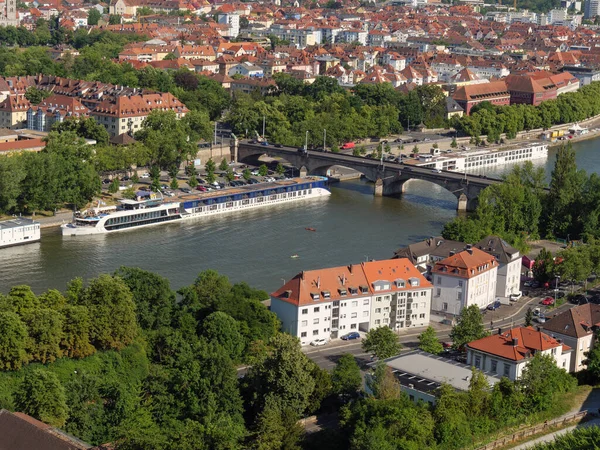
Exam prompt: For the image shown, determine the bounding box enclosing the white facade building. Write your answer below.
[467,327,573,380]
[474,236,521,300]
[271,259,432,346]
[217,13,240,38]
[431,246,498,315]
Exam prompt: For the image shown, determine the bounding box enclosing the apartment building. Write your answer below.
[431,246,498,315]
[453,80,510,115]
[90,92,188,137]
[467,326,572,380]
[474,236,521,300]
[0,95,29,129]
[271,259,432,346]
[26,94,89,132]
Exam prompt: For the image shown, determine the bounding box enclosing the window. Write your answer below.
[351,312,357,318]
[491,360,497,373]
[352,301,358,307]
[301,332,307,337]
[375,319,381,325]
[442,303,448,311]
[302,308,308,315]
[363,299,369,305]
[437,277,441,284]
[419,313,425,318]
[351,324,357,329]
[376,296,382,302]
[363,311,369,317]
[475,356,481,368]
[436,288,441,297]
[301,320,307,327]
[314,307,320,313]
[458,280,463,287]
[313,330,319,336]
[383,307,390,312]
[504,364,510,377]
[412,304,418,310]
[313,318,319,325]
[421,291,427,296]
[375,308,381,314]
[457,291,462,300]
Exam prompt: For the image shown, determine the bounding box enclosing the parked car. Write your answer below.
[341,332,360,341]
[180,188,191,193]
[102,178,111,185]
[432,169,442,173]
[310,338,327,347]
[487,300,502,311]
[196,186,208,192]
[251,170,260,176]
[541,296,555,306]
[140,173,150,179]
[510,291,523,302]
[534,314,546,324]
[196,178,206,184]
[261,141,269,146]
[122,175,130,181]
[274,143,283,148]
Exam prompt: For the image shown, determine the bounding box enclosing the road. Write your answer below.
[302,292,577,371]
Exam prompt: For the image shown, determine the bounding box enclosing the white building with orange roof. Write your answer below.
[466,326,572,380]
[362,259,432,332]
[271,258,432,346]
[431,246,498,315]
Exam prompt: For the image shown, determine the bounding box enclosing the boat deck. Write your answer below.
[176,176,324,201]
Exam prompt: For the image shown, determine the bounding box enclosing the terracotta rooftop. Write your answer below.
[467,326,571,361]
[432,247,497,279]
[543,303,600,339]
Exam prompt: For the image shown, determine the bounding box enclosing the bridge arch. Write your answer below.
[384,177,479,211]
[305,162,376,182]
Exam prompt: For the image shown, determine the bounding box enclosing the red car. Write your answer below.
[196,186,207,192]
[541,296,555,306]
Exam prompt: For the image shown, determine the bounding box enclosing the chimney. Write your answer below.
[317,276,321,289]
[449,251,455,256]
[301,271,304,280]
[348,264,353,274]
[341,274,346,286]
[537,326,541,332]
[498,327,502,335]
[512,338,519,347]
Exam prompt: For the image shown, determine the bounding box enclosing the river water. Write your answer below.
[1,138,599,294]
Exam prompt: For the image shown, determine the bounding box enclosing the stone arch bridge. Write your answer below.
[233,140,502,212]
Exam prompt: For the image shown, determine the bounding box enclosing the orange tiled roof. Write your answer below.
[432,247,497,279]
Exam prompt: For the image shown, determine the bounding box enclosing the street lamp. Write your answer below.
[262,116,266,140]
[323,129,326,152]
[305,131,309,151]
[554,275,560,300]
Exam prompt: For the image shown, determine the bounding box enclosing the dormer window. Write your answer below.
[349,287,358,295]
[322,290,331,299]
[360,285,369,294]
[394,279,405,288]
[311,292,320,301]
[339,288,347,296]
[409,278,419,287]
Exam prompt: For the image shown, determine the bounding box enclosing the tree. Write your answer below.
[80,274,138,350]
[108,14,121,24]
[412,145,419,155]
[362,326,401,359]
[331,354,361,400]
[205,158,216,184]
[109,178,120,194]
[60,305,95,359]
[243,168,251,181]
[24,87,51,105]
[367,362,401,400]
[53,117,110,145]
[225,169,235,183]
[450,305,488,350]
[23,308,63,364]
[276,163,285,175]
[170,177,179,190]
[0,311,29,370]
[451,137,458,148]
[585,333,600,382]
[219,158,228,171]
[252,395,304,450]
[87,8,101,26]
[15,369,69,427]
[246,333,316,417]
[258,164,268,176]
[188,174,198,189]
[418,326,443,355]
[200,311,245,362]
[525,307,533,327]
[532,248,555,284]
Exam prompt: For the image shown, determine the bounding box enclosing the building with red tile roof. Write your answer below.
[271,258,432,346]
[26,94,90,132]
[466,326,572,380]
[431,246,498,314]
[542,303,600,372]
[452,80,510,115]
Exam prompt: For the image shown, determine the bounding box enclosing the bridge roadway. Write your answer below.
[234,140,502,211]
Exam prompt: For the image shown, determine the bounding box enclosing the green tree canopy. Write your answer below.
[15,369,69,427]
[418,326,444,355]
[331,354,362,401]
[362,326,401,359]
[449,305,488,350]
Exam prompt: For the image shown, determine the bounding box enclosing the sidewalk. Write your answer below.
[34,211,73,229]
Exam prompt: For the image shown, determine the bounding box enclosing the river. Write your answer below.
[1,137,598,294]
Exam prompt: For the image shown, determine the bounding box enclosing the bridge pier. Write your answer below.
[300,165,307,178]
[374,178,383,196]
[230,137,238,163]
[457,194,468,212]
